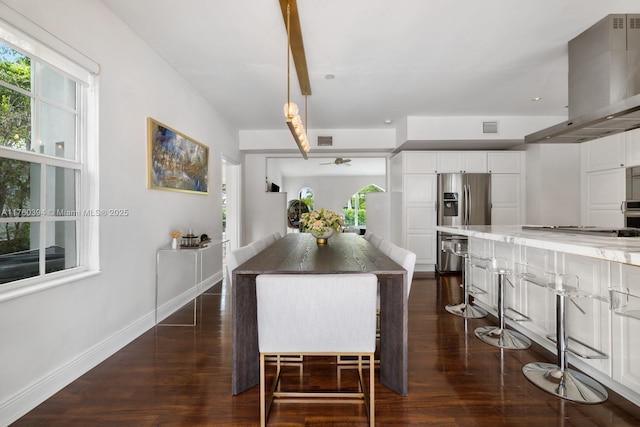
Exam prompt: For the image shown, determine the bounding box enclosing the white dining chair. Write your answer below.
[257,273,377,427]
[226,245,255,288]
[389,245,417,297]
[378,239,394,256]
[368,233,382,248]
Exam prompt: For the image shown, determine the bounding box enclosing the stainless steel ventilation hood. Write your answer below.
[526,14,640,144]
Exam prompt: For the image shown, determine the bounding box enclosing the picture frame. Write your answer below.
[147,117,209,195]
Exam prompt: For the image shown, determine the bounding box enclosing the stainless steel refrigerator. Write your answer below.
[436,173,491,273]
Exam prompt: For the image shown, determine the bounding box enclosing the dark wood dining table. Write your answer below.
[231,232,408,396]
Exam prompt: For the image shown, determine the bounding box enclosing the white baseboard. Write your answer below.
[0,271,224,426]
[0,311,155,427]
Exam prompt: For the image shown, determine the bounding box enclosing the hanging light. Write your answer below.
[284,1,309,159]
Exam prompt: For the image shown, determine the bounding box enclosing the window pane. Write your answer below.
[39,102,76,159]
[47,220,76,271]
[0,87,32,151]
[0,43,31,91]
[0,158,40,217]
[40,64,76,109]
[46,166,76,216]
[0,221,38,284]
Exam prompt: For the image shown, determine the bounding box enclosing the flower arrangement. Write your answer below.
[299,208,344,233]
[170,230,182,239]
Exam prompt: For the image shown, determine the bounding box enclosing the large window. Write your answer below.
[343,184,383,228]
[0,24,98,289]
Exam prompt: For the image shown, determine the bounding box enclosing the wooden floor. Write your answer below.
[14,273,640,426]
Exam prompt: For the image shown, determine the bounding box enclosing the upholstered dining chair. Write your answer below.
[368,233,382,248]
[225,245,255,288]
[377,239,394,256]
[256,273,378,427]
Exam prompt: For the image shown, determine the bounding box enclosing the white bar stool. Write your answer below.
[522,271,608,404]
[473,257,531,350]
[443,241,487,319]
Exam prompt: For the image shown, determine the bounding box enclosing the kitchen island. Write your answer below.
[435,224,640,407]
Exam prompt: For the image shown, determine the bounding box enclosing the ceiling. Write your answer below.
[101,0,639,143]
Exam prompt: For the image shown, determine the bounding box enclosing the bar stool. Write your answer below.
[522,271,608,404]
[473,257,531,350]
[443,241,487,319]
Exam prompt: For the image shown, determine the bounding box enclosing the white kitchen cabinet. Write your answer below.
[585,168,625,227]
[491,174,522,225]
[586,133,626,172]
[404,151,437,173]
[611,264,640,393]
[626,128,640,167]
[488,151,522,174]
[437,152,487,173]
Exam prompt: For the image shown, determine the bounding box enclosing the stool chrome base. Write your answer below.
[522,362,608,404]
[474,326,531,350]
[445,302,488,319]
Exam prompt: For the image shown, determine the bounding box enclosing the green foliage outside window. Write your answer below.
[343,184,383,227]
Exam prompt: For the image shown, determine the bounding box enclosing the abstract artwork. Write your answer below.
[148,118,209,194]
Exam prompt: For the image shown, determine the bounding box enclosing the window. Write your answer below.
[0,23,98,291]
[343,184,384,227]
[298,187,314,211]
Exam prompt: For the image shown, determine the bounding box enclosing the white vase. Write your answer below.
[311,228,334,244]
[171,238,178,249]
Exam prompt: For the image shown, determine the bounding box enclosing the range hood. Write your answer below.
[526,14,640,144]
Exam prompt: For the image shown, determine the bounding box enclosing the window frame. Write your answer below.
[0,18,100,301]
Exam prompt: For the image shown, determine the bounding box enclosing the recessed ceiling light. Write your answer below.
[384,119,393,124]
[324,74,335,80]
[531,97,542,101]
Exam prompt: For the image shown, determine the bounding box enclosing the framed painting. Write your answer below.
[148,118,209,194]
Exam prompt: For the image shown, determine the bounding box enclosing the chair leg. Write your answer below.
[522,294,608,403]
[369,352,375,427]
[260,354,266,427]
[475,272,531,349]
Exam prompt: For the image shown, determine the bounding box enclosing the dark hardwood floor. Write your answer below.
[14,273,640,426]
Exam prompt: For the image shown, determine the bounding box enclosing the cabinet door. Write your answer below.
[436,152,462,173]
[491,174,520,225]
[406,206,435,233]
[612,265,640,391]
[586,133,625,172]
[488,152,521,174]
[586,169,625,227]
[406,232,436,265]
[626,128,640,168]
[462,152,488,173]
[404,174,436,205]
[404,152,437,173]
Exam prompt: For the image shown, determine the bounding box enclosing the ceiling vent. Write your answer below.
[482,121,498,134]
[317,136,333,146]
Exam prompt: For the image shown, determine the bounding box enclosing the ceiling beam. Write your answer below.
[279,0,311,96]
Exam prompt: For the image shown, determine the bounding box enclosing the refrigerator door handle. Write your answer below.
[464,184,470,225]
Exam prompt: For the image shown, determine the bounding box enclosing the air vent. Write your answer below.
[317,136,333,146]
[482,121,498,134]
[614,17,625,29]
[631,17,640,29]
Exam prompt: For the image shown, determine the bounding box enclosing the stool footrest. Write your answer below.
[545,334,608,360]
[504,307,531,322]
[468,284,487,295]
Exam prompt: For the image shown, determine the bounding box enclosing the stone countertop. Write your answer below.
[435,225,640,266]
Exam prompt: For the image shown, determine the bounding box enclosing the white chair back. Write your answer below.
[256,274,378,353]
[368,233,382,248]
[389,245,417,296]
[378,239,394,256]
[226,245,255,288]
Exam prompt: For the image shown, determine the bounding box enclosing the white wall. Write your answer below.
[0,0,240,423]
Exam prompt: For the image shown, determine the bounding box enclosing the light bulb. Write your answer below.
[283,102,298,118]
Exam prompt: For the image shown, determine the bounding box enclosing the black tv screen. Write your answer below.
[270,183,280,192]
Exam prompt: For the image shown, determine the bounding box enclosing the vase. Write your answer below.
[171,238,178,249]
[311,228,334,245]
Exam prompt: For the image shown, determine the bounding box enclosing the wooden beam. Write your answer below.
[279,0,311,96]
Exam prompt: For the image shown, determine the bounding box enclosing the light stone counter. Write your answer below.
[435,225,640,266]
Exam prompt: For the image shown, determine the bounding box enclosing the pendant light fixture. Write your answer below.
[283,1,309,159]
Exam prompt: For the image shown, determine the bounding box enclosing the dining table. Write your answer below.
[231,232,409,396]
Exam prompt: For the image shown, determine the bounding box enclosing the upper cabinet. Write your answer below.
[586,133,626,172]
[626,128,640,168]
[436,152,487,173]
[404,152,438,173]
[487,152,522,174]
